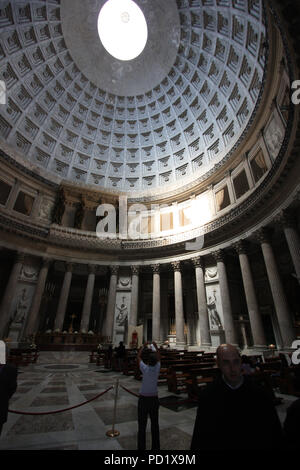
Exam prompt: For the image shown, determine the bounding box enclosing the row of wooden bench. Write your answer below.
[7,349,39,367]
[89,349,300,400]
[89,349,217,377]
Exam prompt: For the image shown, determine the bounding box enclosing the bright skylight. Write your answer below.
[97,0,148,61]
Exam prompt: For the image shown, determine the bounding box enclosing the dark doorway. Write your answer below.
[261,313,276,346]
[147,318,152,341]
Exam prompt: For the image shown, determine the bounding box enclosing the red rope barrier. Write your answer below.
[8,386,114,416]
[120,384,139,398]
[120,384,198,406]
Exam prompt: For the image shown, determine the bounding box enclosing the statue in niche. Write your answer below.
[74,197,85,229]
[207,290,222,330]
[13,288,28,324]
[51,188,66,225]
[116,297,128,326]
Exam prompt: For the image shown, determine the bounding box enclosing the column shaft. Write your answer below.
[172,262,185,347]
[193,259,211,346]
[237,247,266,347]
[260,238,295,348]
[284,226,300,282]
[54,265,73,331]
[0,253,24,338]
[105,267,119,342]
[152,266,160,343]
[25,259,50,336]
[130,266,139,327]
[80,267,96,332]
[214,252,238,345]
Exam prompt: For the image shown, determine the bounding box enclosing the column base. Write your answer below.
[210,329,225,348]
[200,342,212,348]
[250,345,270,350]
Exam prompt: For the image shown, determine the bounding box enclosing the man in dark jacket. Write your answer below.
[191,344,283,450]
[283,397,300,449]
[115,341,126,372]
[0,362,17,436]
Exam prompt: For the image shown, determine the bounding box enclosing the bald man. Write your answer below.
[191,344,283,450]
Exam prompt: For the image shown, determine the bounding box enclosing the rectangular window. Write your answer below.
[250,150,268,183]
[215,185,230,211]
[179,208,192,227]
[233,170,250,199]
[160,212,173,231]
[0,180,12,206]
[13,191,34,216]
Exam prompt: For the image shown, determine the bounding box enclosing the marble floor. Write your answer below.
[0,352,297,451]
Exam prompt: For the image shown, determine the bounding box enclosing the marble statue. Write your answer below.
[116,297,128,326]
[13,288,28,324]
[207,290,222,329]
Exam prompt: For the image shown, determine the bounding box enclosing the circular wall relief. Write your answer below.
[61,0,180,96]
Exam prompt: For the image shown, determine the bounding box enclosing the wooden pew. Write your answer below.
[89,350,98,363]
[122,350,138,376]
[96,352,105,366]
[7,348,39,366]
[278,365,300,397]
[167,362,216,394]
[186,367,220,400]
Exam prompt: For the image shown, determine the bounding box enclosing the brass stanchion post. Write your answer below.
[106,378,120,437]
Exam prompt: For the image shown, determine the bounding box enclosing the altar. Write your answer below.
[35,332,108,351]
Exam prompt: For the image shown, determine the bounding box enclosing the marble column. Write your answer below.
[234,241,267,348]
[80,265,96,333]
[24,258,52,336]
[213,250,238,345]
[192,257,211,347]
[0,252,25,338]
[130,266,139,327]
[279,211,300,284]
[54,262,74,332]
[160,276,169,342]
[171,261,185,348]
[105,265,119,342]
[257,229,295,348]
[185,272,196,346]
[152,264,161,343]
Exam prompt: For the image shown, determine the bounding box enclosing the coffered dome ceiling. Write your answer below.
[0,0,267,196]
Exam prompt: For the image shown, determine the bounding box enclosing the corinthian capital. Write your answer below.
[110,265,119,276]
[151,264,160,274]
[212,250,225,263]
[41,258,52,269]
[88,264,97,275]
[65,262,74,273]
[275,210,296,229]
[131,265,140,275]
[191,256,204,269]
[255,228,270,245]
[171,261,181,272]
[234,240,248,255]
